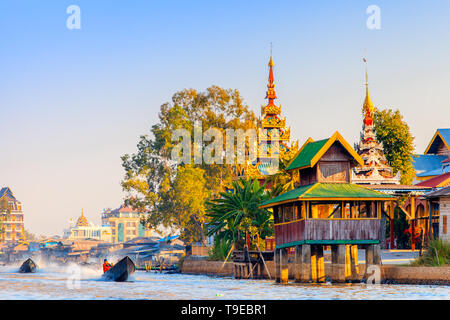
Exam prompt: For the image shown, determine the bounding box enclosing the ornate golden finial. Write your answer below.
[363,55,374,118]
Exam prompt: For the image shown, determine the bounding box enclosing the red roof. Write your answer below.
[416,172,450,188]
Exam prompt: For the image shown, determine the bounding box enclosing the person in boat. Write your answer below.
[103,259,113,273]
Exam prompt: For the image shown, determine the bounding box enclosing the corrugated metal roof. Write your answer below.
[425,185,450,198]
[287,139,328,171]
[416,172,450,188]
[260,183,395,208]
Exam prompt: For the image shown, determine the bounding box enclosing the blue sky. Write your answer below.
[1,1,449,236]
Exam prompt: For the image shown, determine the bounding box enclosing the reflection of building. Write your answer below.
[63,209,112,242]
[101,205,153,243]
[235,55,297,183]
[0,187,25,243]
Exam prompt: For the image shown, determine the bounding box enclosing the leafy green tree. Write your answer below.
[172,165,210,243]
[206,179,273,250]
[122,86,257,244]
[373,108,415,185]
[265,154,299,198]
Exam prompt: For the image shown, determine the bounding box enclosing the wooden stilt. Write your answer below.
[281,248,289,284]
[294,245,302,283]
[301,244,311,282]
[317,245,325,283]
[345,244,351,279]
[373,244,381,264]
[331,244,345,283]
[311,246,317,283]
[350,244,359,281]
[275,248,280,283]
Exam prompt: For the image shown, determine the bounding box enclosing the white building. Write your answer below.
[63,209,112,242]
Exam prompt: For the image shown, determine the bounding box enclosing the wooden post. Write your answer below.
[428,200,433,240]
[410,197,416,251]
[373,244,381,265]
[274,248,280,283]
[390,202,395,249]
[301,244,311,282]
[310,246,317,283]
[317,245,325,283]
[281,248,289,284]
[294,245,302,283]
[350,244,359,282]
[331,244,345,283]
[345,244,351,280]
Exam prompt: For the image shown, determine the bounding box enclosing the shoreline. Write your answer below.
[181,258,450,286]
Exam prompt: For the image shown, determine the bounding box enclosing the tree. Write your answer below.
[122,86,258,244]
[373,108,415,185]
[265,153,299,198]
[206,178,273,250]
[172,165,210,244]
[23,228,37,241]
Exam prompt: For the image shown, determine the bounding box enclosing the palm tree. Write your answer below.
[265,157,295,198]
[206,178,273,250]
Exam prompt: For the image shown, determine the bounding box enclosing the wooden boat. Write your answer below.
[19,258,37,273]
[102,256,135,282]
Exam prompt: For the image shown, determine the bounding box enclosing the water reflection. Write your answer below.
[0,265,448,300]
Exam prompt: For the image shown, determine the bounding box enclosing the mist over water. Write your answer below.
[0,264,448,300]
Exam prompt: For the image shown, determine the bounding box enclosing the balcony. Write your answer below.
[274,218,381,248]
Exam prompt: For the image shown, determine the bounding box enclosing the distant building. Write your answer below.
[424,186,450,242]
[101,204,155,243]
[63,209,112,242]
[352,67,400,185]
[413,129,450,182]
[0,187,25,243]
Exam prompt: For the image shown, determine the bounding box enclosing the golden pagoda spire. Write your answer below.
[362,56,374,125]
[265,49,277,106]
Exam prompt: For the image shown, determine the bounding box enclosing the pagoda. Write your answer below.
[236,54,298,182]
[352,61,400,185]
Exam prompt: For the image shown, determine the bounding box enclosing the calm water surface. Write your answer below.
[0,264,448,300]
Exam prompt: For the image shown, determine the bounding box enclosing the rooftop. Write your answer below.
[260,182,395,208]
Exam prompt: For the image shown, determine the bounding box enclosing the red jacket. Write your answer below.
[103,262,112,273]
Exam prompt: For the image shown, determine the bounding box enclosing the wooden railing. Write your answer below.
[274,219,381,246]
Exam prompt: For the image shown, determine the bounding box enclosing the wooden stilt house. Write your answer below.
[259,131,395,283]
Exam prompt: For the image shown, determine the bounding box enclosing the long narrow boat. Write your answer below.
[19,258,37,273]
[102,256,135,282]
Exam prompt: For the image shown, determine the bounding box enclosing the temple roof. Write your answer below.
[425,185,450,198]
[286,131,364,171]
[260,182,395,208]
[416,172,450,188]
[76,209,90,227]
[412,154,448,177]
[0,187,18,202]
[424,128,450,154]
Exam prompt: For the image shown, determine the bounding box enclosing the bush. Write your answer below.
[410,239,450,266]
[208,238,233,261]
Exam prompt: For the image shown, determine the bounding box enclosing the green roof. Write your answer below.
[286,139,329,171]
[260,183,395,208]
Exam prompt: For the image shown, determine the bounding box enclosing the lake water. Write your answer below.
[0,263,448,300]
